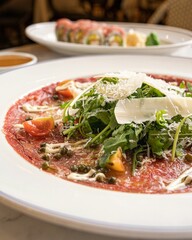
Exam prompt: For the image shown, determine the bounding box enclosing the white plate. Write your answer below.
[0,55,192,239]
[25,22,192,56]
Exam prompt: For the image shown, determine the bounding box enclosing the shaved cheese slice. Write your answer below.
[115,97,192,124]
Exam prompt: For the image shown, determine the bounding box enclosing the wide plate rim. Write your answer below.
[1,55,192,239]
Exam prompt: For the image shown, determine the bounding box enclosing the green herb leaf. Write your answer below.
[147,124,173,156]
[187,82,192,93]
[156,110,167,126]
[145,33,160,46]
[172,114,192,160]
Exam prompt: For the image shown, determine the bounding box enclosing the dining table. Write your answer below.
[0,42,192,240]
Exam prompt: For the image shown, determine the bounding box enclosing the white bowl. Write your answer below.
[0,52,38,73]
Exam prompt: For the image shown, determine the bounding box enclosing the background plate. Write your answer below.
[0,55,192,239]
[25,22,192,56]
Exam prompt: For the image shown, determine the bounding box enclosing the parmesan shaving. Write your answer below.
[115,97,192,124]
[94,72,184,101]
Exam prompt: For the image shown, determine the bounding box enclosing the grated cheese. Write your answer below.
[94,72,184,101]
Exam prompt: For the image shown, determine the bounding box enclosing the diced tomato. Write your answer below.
[23,117,54,137]
[58,88,73,98]
[56,80,74,99]
[107,147,125,172]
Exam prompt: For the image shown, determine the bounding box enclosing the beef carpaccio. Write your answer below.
[3,72,192,194]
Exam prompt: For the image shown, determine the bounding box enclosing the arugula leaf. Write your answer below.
[179,81,186,89]
[99,124,144,168]
[132,147,145,175]
[129,83,165,99]
[156,110,167,126]
[62,76,192,174]
[101,77,119,84]
[185,82,192,97]
[87,110,110,125]
[187,82,192,93]
[147,126,173,156]
[172,114,192,160]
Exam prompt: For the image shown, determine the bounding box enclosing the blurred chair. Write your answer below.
[47,0,88,21]
[0,0,34,49]
[121,0,140,22]
[82,0,109,20]
[82,0,124,21]
[148,0,192,31]
[106,0,124,21]
[138,0,164,23]
[48,0,124,22]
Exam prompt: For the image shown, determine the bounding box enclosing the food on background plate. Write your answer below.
[55,18,160,47]
[3,71,192,193]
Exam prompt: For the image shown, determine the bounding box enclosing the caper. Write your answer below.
[66,149,73,157]
[77,164,91,173]
[84,165,91,172]
[60,146,68,155]
[25,116,33,121]
[39,147,46,153]
[137,153,144,162]
[54,153,62,160]
[96,174,105,183]
[52,94,59,100]
[41,154,50,161]
[41,162,50,170]
[185,153,192,163]
[78,164,86,173]
[107,177,117,184]
[40,142,47,147]
[70,165,78,172]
